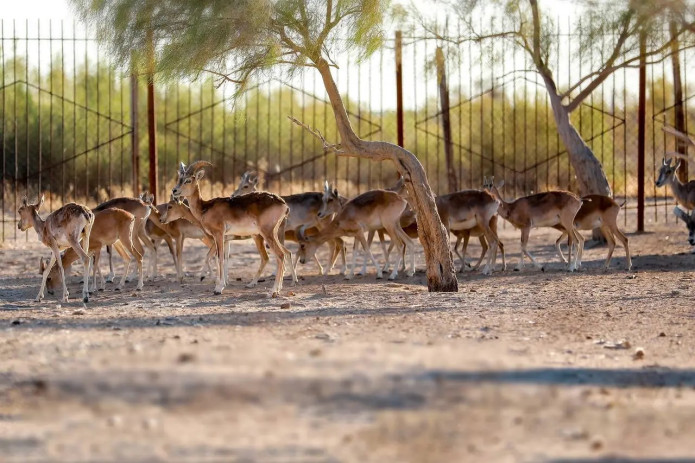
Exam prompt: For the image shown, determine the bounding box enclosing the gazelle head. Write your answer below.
[318,181,342,219]
[17,195,44,231]
[161,197,188,224]
[296,228,321,265]
[231,171,259,197]
[172,161,212,199]
[139,191,157,214]
[674,207,695,246]
[656,158,680,187]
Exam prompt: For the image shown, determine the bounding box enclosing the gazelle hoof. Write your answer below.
[34,296,42,302]
[83,296,89,303]
[376,273,383,280]
[540,266,545,272]
[114,287,121,291]
[388,273,398,280]
[344,274,353,280]
[246,282,258,288]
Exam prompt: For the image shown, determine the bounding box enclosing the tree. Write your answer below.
[73,0,459,291]
[423,0,695,199]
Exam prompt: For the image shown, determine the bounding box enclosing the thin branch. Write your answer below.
[198,68,244,85]
[287,116,342,153]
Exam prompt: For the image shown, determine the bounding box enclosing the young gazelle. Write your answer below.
[655,158,695,210]
[95,197,155,281]
[17,195,94,302]
[553,195,632,271]
[172,161,296,295]
[483,177,583,272]
[298,189,414,280]
[45,208,144,293]
[232,172,346,275]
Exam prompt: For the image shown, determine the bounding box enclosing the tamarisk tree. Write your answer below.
[74,0,459,291]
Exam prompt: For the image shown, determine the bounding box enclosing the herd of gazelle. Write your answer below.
[18,126,695,301]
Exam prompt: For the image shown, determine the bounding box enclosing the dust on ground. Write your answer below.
[1,223,694,462]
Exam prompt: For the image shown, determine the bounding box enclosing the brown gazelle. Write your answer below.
[18,195,94,302]
[452,215,506,273]
[46,208,144,293]
[233,172,346,275]
[483,177,583,271]
[172,161,296,295]
[435,189,502,275]
[95,197,155,281]
[674,207,695,247]
[655,158,695,210]
[553,195,631,271]
[298,189,414,280]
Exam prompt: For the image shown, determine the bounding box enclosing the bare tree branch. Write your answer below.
[287,116,342,153]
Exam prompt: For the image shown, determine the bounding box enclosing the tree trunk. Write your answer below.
[670,20,688,183]
[315,59,458,292]
[547,90,610,242]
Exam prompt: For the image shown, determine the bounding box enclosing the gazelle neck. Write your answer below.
[185,183,204,220]
[31,209,45,237]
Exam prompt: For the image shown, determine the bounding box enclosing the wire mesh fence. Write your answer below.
[1,18,694,241]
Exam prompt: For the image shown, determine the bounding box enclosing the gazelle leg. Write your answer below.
[518,227,541,270]
[36,251,57,302]
[480,219,499,275]
[612,223,631,271]
[555,231,568,263]
[452,234,465,272]
[111,241,131,290]
[377,230,390,272]
[247,235,269,288]
[600,225,616,270]
[105,244,115,282]
[473,235,488,271]
[213,232,226,295]
[355,232,383,279]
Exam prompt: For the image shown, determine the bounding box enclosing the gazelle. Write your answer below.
[46,208,144,293]
[452,215,506,273]
[483,177,583,271]
[298,189,414,280]
[232,171,346,275]
[553,195,631,271]
[159,197,218,280]
[655,158,695,210]
[674,207,695,247]
[17,195,94,302]
[172,161,296,295]
[95,197,155,281]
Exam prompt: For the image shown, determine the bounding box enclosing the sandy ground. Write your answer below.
[1,223,695,463]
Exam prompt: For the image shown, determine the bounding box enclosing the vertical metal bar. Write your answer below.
[84,22,89,201]
[458,20,463,188]
[395,31,404,148]
[96,35,101,198]
[670,20,687,182]
[73,20,77,199]
[60,20,65,204]
[176,81,180,169]
[25,19,30,220]
[637,29,647,233]
[14,19,17,240]
[1,19,5,241]
[221,84,226,188]
[489,16,495,183]
[436,46,456,192]
[267,80,271,190]
[130,51,140,194]
[120,51,125,192]
[468,27,472,188]
[301,73,306,192]
[108,46,113,195]
[146,31,158,203]
[661,53,667,222]
[162,83,167,200]
[650,53,656,224]
[187,77,191,165]
[38,19,43,199]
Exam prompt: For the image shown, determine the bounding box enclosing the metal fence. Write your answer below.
[1,18,694,241]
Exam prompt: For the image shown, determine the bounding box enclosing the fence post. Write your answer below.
[146,28,158,203]
[670,20,688,182]
[637,29,646,233]
[395,31,404,148]
[436,46,457,192]
[130,52,140,195]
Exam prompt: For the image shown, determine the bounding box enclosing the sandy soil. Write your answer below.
[1,223,695,463]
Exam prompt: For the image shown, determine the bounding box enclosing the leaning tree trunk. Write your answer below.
[315,59,458,292]
[547,90,611,241]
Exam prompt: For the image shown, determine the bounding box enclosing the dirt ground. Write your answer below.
[1,222,695,463]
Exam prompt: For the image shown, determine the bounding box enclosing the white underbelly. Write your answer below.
[224,220,260,236]
[449,218,478,231]
[531,216,560,228]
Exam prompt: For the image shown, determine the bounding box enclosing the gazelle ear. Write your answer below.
[324,180,330,191]
[38,194,45,209]
[195,170,205,181]
[675,160,682,170]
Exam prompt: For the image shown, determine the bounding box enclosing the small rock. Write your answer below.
[288,291,296,297]
[633,347,645,360]
[178,352,195,363]
[11,319,22,325]
[72,309,85,315]
[280,302,291,309]
[309,348,322,357]
[659,332,666,337]
[590,438,604,451]
[107,415,123,427]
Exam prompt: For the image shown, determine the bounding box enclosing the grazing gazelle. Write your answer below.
[655,158,695,210]
[18,195,94,302]
[298,189,414,280]
[232,171,346,275]
[46,207,143,293]
[553,195,632,271]
[172,161,296,295]
[483,177,583,272]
